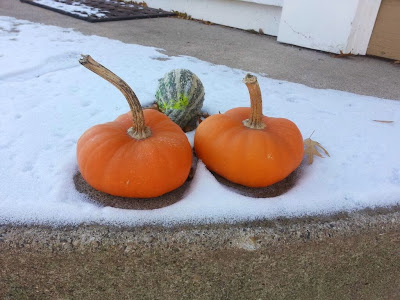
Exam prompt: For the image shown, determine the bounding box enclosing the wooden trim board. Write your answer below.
[367,0,400,60]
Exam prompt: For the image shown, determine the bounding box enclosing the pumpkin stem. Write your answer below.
[79,55,152,140]
[242,74,266,130]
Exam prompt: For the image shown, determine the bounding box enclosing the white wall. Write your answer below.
[146,0,283,36]
[277,0,381,54]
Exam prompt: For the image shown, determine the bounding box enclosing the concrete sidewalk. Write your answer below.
[1,1,400,299]
[1,0,399,100]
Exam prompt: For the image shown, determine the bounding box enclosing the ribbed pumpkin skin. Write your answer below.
[155,69,205,128]
[77,109,193,198]
[194,108,304,187]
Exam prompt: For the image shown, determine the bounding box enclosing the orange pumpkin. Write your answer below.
[194,74,303,187]
[77,55,192,198]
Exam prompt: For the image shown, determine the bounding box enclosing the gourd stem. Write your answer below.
[242,74,266,130]
[79,55,151,140]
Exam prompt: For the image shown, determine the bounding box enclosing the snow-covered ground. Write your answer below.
[0,17,399,226]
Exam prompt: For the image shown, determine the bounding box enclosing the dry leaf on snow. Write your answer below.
[373,120,394,124]
[304,137,330,165]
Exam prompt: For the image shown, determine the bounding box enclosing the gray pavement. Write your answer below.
[1,0,399,100]
[1,1,400,299]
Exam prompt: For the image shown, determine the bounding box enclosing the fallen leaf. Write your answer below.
[333,50,354,58]
[200,20,214,25]
[373,120,394,123]
[173,11,192,20]
[200,112,210,118]
[183,123,196,132]
[130,1,148,7]
[304,137,330,165]
[394,60,400,64]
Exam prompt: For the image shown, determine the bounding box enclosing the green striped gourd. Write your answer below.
[155,69,205,129]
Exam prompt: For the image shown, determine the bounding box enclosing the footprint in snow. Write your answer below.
[0,51,81,82]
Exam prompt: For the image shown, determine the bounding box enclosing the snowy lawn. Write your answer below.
[0,17,399,226]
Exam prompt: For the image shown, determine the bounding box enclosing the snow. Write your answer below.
[32,0,108,18]
[0,16,399,227]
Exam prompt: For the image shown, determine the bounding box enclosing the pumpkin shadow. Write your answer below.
[211,163,304,198]
[74,153,198,210]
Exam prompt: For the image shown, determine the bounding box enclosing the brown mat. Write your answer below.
[20,0,176,22]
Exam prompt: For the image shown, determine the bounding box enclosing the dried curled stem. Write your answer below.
[79,55,151,140]
[242,73,266,130]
